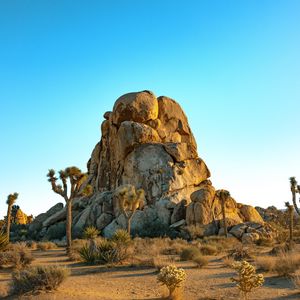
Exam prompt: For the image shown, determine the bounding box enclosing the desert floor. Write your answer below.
[0,247,299,300]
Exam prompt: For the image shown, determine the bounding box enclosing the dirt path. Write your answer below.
[0,248,299,299]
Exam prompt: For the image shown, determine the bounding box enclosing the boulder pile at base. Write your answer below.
[29,90,272,242]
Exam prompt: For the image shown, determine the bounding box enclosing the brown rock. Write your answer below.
[112,90,158,125]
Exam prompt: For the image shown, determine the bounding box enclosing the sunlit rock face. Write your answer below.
[31,90,264,239]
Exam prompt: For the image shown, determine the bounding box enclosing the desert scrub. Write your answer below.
[200,244,218,256]
[10,265,69,295]
[273,252,300,277]
[227,246,253,261]
[231,261,264,300]
[222,256,235,268]
[37,241,57,251]
[157,265,186,299]
[184,225,205,239]
[0,242,34,269]
[255,256,276,272]
[192,255,208,268]
[26,240,37,250]
[180,246,201,261]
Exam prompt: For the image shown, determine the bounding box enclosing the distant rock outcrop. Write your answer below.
[30,90,265,239]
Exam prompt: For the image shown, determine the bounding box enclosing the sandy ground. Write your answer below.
[0,248,299,300]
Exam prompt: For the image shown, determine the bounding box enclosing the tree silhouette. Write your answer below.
[216,189,231,238]
[6,193,18,242]
[47,167,93,252]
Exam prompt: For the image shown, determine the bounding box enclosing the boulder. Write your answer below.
[239,205,264,223]
[112,91,158,125]
[32,90,265,240]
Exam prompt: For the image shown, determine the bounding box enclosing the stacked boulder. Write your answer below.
[30,90,268,240]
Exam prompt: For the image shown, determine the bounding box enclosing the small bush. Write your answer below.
[37,241,57,251]
[255,256,276,272]
[111,229,131,245]
[79,244,98,264]
[222,256,235,268]
[231,261,264,300]
[200,245,218,256]
[227,246,253,261]
[97,239,119,264]
[185,225,205,239]
[157,265,186,299]
[10,265,69,295]
[180,247,201,261]
[0,243,34,269]
[83,226,100,240]
[192,255,208,268]
[273,253,300,277]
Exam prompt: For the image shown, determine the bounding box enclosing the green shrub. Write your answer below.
[83,226,100,240]
[97,239,119,264]
[192,255,208,268]
[112,229,131,245]
[200,244,218,256]
[10,265,69,295]
[37,241,57,251]
[79,244,98,264]
[180,246,201,261]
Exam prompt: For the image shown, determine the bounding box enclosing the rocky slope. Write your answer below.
[29,91,264,240]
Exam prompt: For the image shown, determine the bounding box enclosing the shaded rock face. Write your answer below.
[88,91,209,205]
[31,90,264,238]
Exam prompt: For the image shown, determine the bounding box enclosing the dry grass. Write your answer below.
[222,256,235,268]
[192,255,208,268]
[37,241,57,251]
[180,246,201,261]
[255,256,276,272]
[10,265,69,295]
[273,252,300,277]
[0,242,34,269]
[200,244,218,256]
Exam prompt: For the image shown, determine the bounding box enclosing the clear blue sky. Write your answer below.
[0,0,299,217]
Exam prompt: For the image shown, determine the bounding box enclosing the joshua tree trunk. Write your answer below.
[291,189,300,215]
[221,199,228,238]
[66,199,72,253]
[126,215,132,236]
[6,205,12,242]
[289,207,294,242]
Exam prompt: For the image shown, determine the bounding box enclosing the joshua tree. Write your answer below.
[6,193,18,242]
[289,177,300,215]
[285,202,294,243]
[47,167,93,253]
[114,185,145,235]
[216,189,231,238]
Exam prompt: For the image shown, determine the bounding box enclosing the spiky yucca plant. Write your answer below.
[47,167,93,253]
[216,189,231,238]
[6,193,18,242]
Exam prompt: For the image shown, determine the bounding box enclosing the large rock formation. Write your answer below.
[31,90,264,239]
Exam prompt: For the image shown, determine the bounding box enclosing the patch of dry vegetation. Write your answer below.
[37,241,57,251]
[10,265,69,295]
[0,242,34,269]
